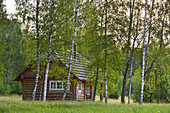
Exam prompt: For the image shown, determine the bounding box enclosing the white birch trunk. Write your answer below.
[121,0,135,104]
[62,0,79,101]
[145,0,154,74]
[43,0,54,102]
[128,1,139,104]
[104,0,108,104]
[32,0,40,100]
[140,0,147,105]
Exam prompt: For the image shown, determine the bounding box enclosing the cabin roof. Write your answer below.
[54,50,94,81]
[14,50,94,81]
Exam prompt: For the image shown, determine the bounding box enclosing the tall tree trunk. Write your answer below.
[144,4,167,77]
[139,0,147,105]
[32,0,40,100]
[128,1,139,104]
[62,0,79,101]
[128,54,133,104]
[93,66,99,102]
[5,33,9,83]
[104,0,108,104]
[145,0,155,74]
[121,0,135,104]
[43,0,54,102]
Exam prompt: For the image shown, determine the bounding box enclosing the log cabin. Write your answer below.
[14,50,104,101]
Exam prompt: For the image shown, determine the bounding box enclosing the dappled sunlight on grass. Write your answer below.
[0,95,22,101]
[95,96,135,104]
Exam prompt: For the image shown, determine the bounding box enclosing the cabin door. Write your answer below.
[85,84,90,100]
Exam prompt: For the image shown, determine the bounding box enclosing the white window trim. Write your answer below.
[49,80,70,91]
[50,81,56,90]
[78,82,82,92]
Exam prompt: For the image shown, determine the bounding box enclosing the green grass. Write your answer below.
[0,96,169,113]
[0,94,21,98]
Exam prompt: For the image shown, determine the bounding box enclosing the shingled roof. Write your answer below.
[14,50,94,81]
[54,50,94,81]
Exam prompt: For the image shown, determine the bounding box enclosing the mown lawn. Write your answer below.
[0,95,169,113]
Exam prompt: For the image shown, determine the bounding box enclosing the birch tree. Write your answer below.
[62,0,79,101]
[139,0,147,105]
[32,0,40,100]
[104,0,108,104]
[128,0,139,104]
[121,0,135,104]
[43,0,54,102]
[145,0,155,74]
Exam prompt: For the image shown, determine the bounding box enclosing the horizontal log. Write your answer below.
[24,82,43,85]
[24,81,43,84]
[24,98,42,100]
[47,95,72,97]
[24,95,72,98]
[47,93,72,95]
[24,95,42,98]
[23,85,43,88]
[25,87,43,90]
[25,92,43,94]
[24,93,42,96]
[24,89,43,92]
[24,97,72,101]
[47,98,72,100]
[24,90,72,95]
[24,79,43,81]
[48,91,72,94]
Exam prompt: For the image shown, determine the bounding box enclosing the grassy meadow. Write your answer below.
[0,95,169,113]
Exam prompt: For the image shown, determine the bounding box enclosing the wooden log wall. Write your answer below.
[22,77,74,101]
[20,62,93,101]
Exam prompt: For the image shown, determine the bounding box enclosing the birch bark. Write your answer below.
[62,0,79,101]
[145,0,154,74]
[104,0,108,104]
[43,0,54,102]
[32,0,40,100]
[128,0,139,104]
[121,0,135,104]
[139,0,147,105]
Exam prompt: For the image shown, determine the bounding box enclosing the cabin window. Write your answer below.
[86,85,90,94]
[50,81,56,89]
[50,81,69,90]
[57,81,62,89]
[78,82,82,92]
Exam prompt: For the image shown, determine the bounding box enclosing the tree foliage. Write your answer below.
[0,0,169,103]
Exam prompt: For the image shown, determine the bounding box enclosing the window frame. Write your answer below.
[49,80,70,91]
[78,81,82,92]
[85,84,90,94]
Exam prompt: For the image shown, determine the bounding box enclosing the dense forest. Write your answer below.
[0,0,169,104]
